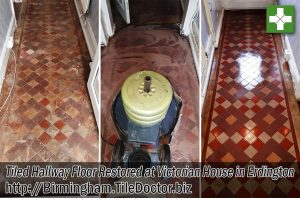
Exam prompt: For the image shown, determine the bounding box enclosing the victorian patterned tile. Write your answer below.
[202,11,299,163]
[101,25,199,162]
[0,0,98,162]
[202,10,300,197]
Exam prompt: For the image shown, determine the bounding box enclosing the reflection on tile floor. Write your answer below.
[202,11,299,162]
[0,0,98,162]
[101,25,199,162]
[202,10,300,197]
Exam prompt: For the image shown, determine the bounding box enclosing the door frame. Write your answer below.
[114,0,130,24]
[101,0,114,37]
[181,0,198,36]
[200,0,218,112]
[74,0,97,60]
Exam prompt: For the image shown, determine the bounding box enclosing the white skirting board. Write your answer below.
[214,9,224,48]
[74,0,97,61]
[200,12,224,111]
[0,16,16,93]
[283,35,300,100]
[189,33,199,82]
[201,37,215,112]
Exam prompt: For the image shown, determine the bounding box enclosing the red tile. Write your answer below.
[39,119,50,129]
[251,127,263,136]
[251,105,261,113]
[54,132,67,143]
[251,96,260,103]
[218,80,226,87]
[239,105,249,113]
[215,105,226,114]
[237,139,249,150]
[280,139,293,150]
[209,139,221,151]
[279,126,289,136]
[54,120,65,130]
[239,96,248,103]
[40,98,50,106]
[236,187,251,197]
[252,187,268,198]
[211,127,222,138]
[216,96,226,104]
[274,95,284,103]
[239,127,250,136]
[252,139,264,150]
[38,132,51,144]
[274,104,285,113]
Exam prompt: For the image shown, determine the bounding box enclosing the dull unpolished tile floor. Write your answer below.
[101,25,199,162]
[0,0,98,162]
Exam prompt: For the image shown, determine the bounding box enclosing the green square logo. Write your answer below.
[267,5,294,33]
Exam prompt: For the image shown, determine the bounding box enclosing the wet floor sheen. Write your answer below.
[202,11,299,162]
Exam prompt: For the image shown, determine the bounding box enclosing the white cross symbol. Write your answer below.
[269,8,292,30]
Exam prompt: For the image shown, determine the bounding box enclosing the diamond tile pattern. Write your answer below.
[202,11,300,197]
[203,11,299,162]
[202,172,300,197]
[0,0,98,162]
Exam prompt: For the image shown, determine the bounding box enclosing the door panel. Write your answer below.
[181,0,198,35]
[114,0,130,24]
[87,47,100,129]
[201,0,216,111]
[79,0,90,13]
[190,10,199,79]
[101,0,114,37]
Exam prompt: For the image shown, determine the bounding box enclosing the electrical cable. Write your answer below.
[0,49,18,121]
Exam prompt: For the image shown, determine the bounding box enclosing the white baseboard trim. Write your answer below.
[74,0,97,61]
[188,32,199,83]
[0,16,16,93]
[214,9,224,48]
[201,38,215,112]
[283,35,300,100]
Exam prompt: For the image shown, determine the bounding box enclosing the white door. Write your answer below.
[114,0,130,24]
[202,0,215,61]
[189,10,199,80]
[87,47,100,129]
[181,0,198,36]
[200,0,216,112]
[101,0,114,43]
[223,0,274,9]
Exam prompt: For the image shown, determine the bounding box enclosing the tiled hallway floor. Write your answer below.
[0,0,98,162]
[101,25,199,162]
[202,11,299,162]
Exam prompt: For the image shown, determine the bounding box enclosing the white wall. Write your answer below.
[222,0,274,9]
[278,0,300,99]
[0,0,16,92]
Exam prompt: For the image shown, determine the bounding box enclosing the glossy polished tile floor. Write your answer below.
[202,11,299,162]
[101,25,199,162]
[202,10,300,197]
[0,0,98,162]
